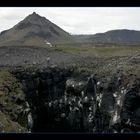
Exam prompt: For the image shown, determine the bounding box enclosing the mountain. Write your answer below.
[1,12,140,46]
[74,29,140,45]
[0,12,75,46]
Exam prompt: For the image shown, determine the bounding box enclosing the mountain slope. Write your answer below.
[0,12,74,46]
[1,12,140,46]
[74,29,140,44]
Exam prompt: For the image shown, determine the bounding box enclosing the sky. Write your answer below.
[0,7,140,34]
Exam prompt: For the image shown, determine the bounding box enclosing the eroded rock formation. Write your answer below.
[0,66,140,133]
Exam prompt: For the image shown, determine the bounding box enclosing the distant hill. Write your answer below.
[74,29,140,45]
[0,12,75,46]
[1,12,140,46]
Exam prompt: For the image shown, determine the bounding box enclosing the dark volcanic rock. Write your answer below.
[0,66,140,133]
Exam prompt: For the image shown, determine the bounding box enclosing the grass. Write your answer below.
[54,45,140,58]
[0,68,27,132]
[0,68,12,85]
[0,111,26,132]
[52,44,140,77]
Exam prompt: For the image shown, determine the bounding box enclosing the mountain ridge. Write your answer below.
[1,12,140,46]
[74,29,140,44]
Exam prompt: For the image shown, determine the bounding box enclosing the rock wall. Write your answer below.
[1,66,139,133]
[12,66,73,132]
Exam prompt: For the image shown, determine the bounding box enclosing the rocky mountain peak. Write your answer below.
[22,12,46,23]
[0,12,74,46]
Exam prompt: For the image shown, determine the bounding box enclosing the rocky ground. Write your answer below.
[0,46,79,67]
[0,45,140,133]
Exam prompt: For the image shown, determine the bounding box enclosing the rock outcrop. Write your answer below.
[0,66,140,133]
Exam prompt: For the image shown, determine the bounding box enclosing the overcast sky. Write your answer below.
[0,7,140,34]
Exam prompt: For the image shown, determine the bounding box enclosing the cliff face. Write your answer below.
[0,66,140,133]
[0,66,73,132]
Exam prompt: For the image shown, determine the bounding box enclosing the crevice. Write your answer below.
[8,66,140,133]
